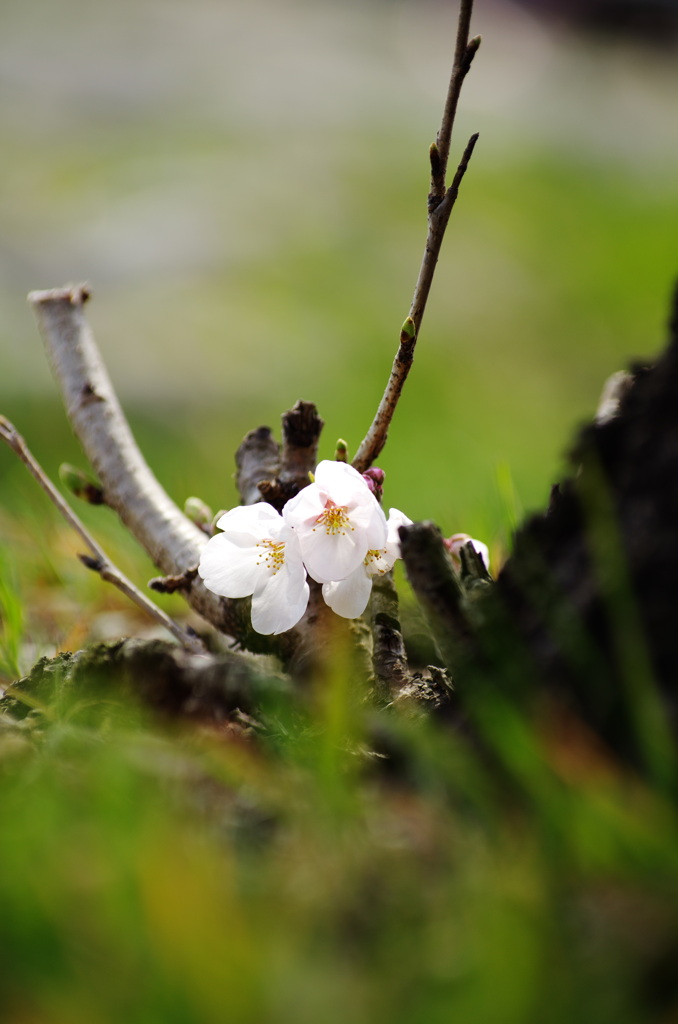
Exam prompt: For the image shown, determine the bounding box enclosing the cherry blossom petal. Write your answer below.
[470,539,490,571]
[216,503,282,541]
[284,464,387,583]
[313,460,371,505]
[322,567,373,619]
[251,559,310,634]
[198,532,261,598]
[364,501,388,549]
[200,503,310,633]
[282,485,327,530]
[300,525,368,584]
[383,508,412,563]
[364,548,392,577]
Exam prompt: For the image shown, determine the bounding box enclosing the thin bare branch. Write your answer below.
[0,416,205,653]
[352,318,416,474]
[352,0,479,473]
[431,9,480,207]
[412,131,479,330]
[353,133,479,473]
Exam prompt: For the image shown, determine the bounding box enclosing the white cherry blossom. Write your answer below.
[322,508,412,619]
[445,533,490,573]
[198,503,309,635]
[283,460,387,584]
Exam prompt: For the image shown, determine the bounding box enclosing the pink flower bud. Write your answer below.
[362,467,385,501]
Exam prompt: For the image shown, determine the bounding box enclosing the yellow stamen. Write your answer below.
[313,502,354,536]
[365,548,387,573]
[255,538,286,574]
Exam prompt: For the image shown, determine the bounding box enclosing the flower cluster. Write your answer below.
[198,460,411,635]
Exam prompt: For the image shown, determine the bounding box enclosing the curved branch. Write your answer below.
[28,286,257,644]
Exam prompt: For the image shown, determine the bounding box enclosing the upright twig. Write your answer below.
[0,417,205,654]
[430,0,479,207]
[279,401,325,492]
[352,0,480,473]
[257,401,325,510]
[235,426,281,506]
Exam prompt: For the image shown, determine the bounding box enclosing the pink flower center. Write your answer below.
[314,499,353,536]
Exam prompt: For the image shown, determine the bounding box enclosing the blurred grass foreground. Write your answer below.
[2,0,678,1021]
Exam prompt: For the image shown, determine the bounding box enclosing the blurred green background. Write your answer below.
[2,0,677,542]
[1,0,678,651]
[3,3,678,1022]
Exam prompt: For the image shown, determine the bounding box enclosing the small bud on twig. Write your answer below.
[184,496,214,533]
[335,439,348,463]
[210,510,228,534]
[429,142,442,178]
[78,553,104,572]
[462,35,481,75]
[362,467,385,502]
[59,463,105,505]
[400,317,416,344]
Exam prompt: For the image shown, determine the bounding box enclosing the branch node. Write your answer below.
[80,382,105,405]
[59,463,105,505]
[79,553,104,572]
[400,316,416,344]
[463,34,481,74]
[28,284,91,308]
[149,567,199,594]
[334,438,348,463]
